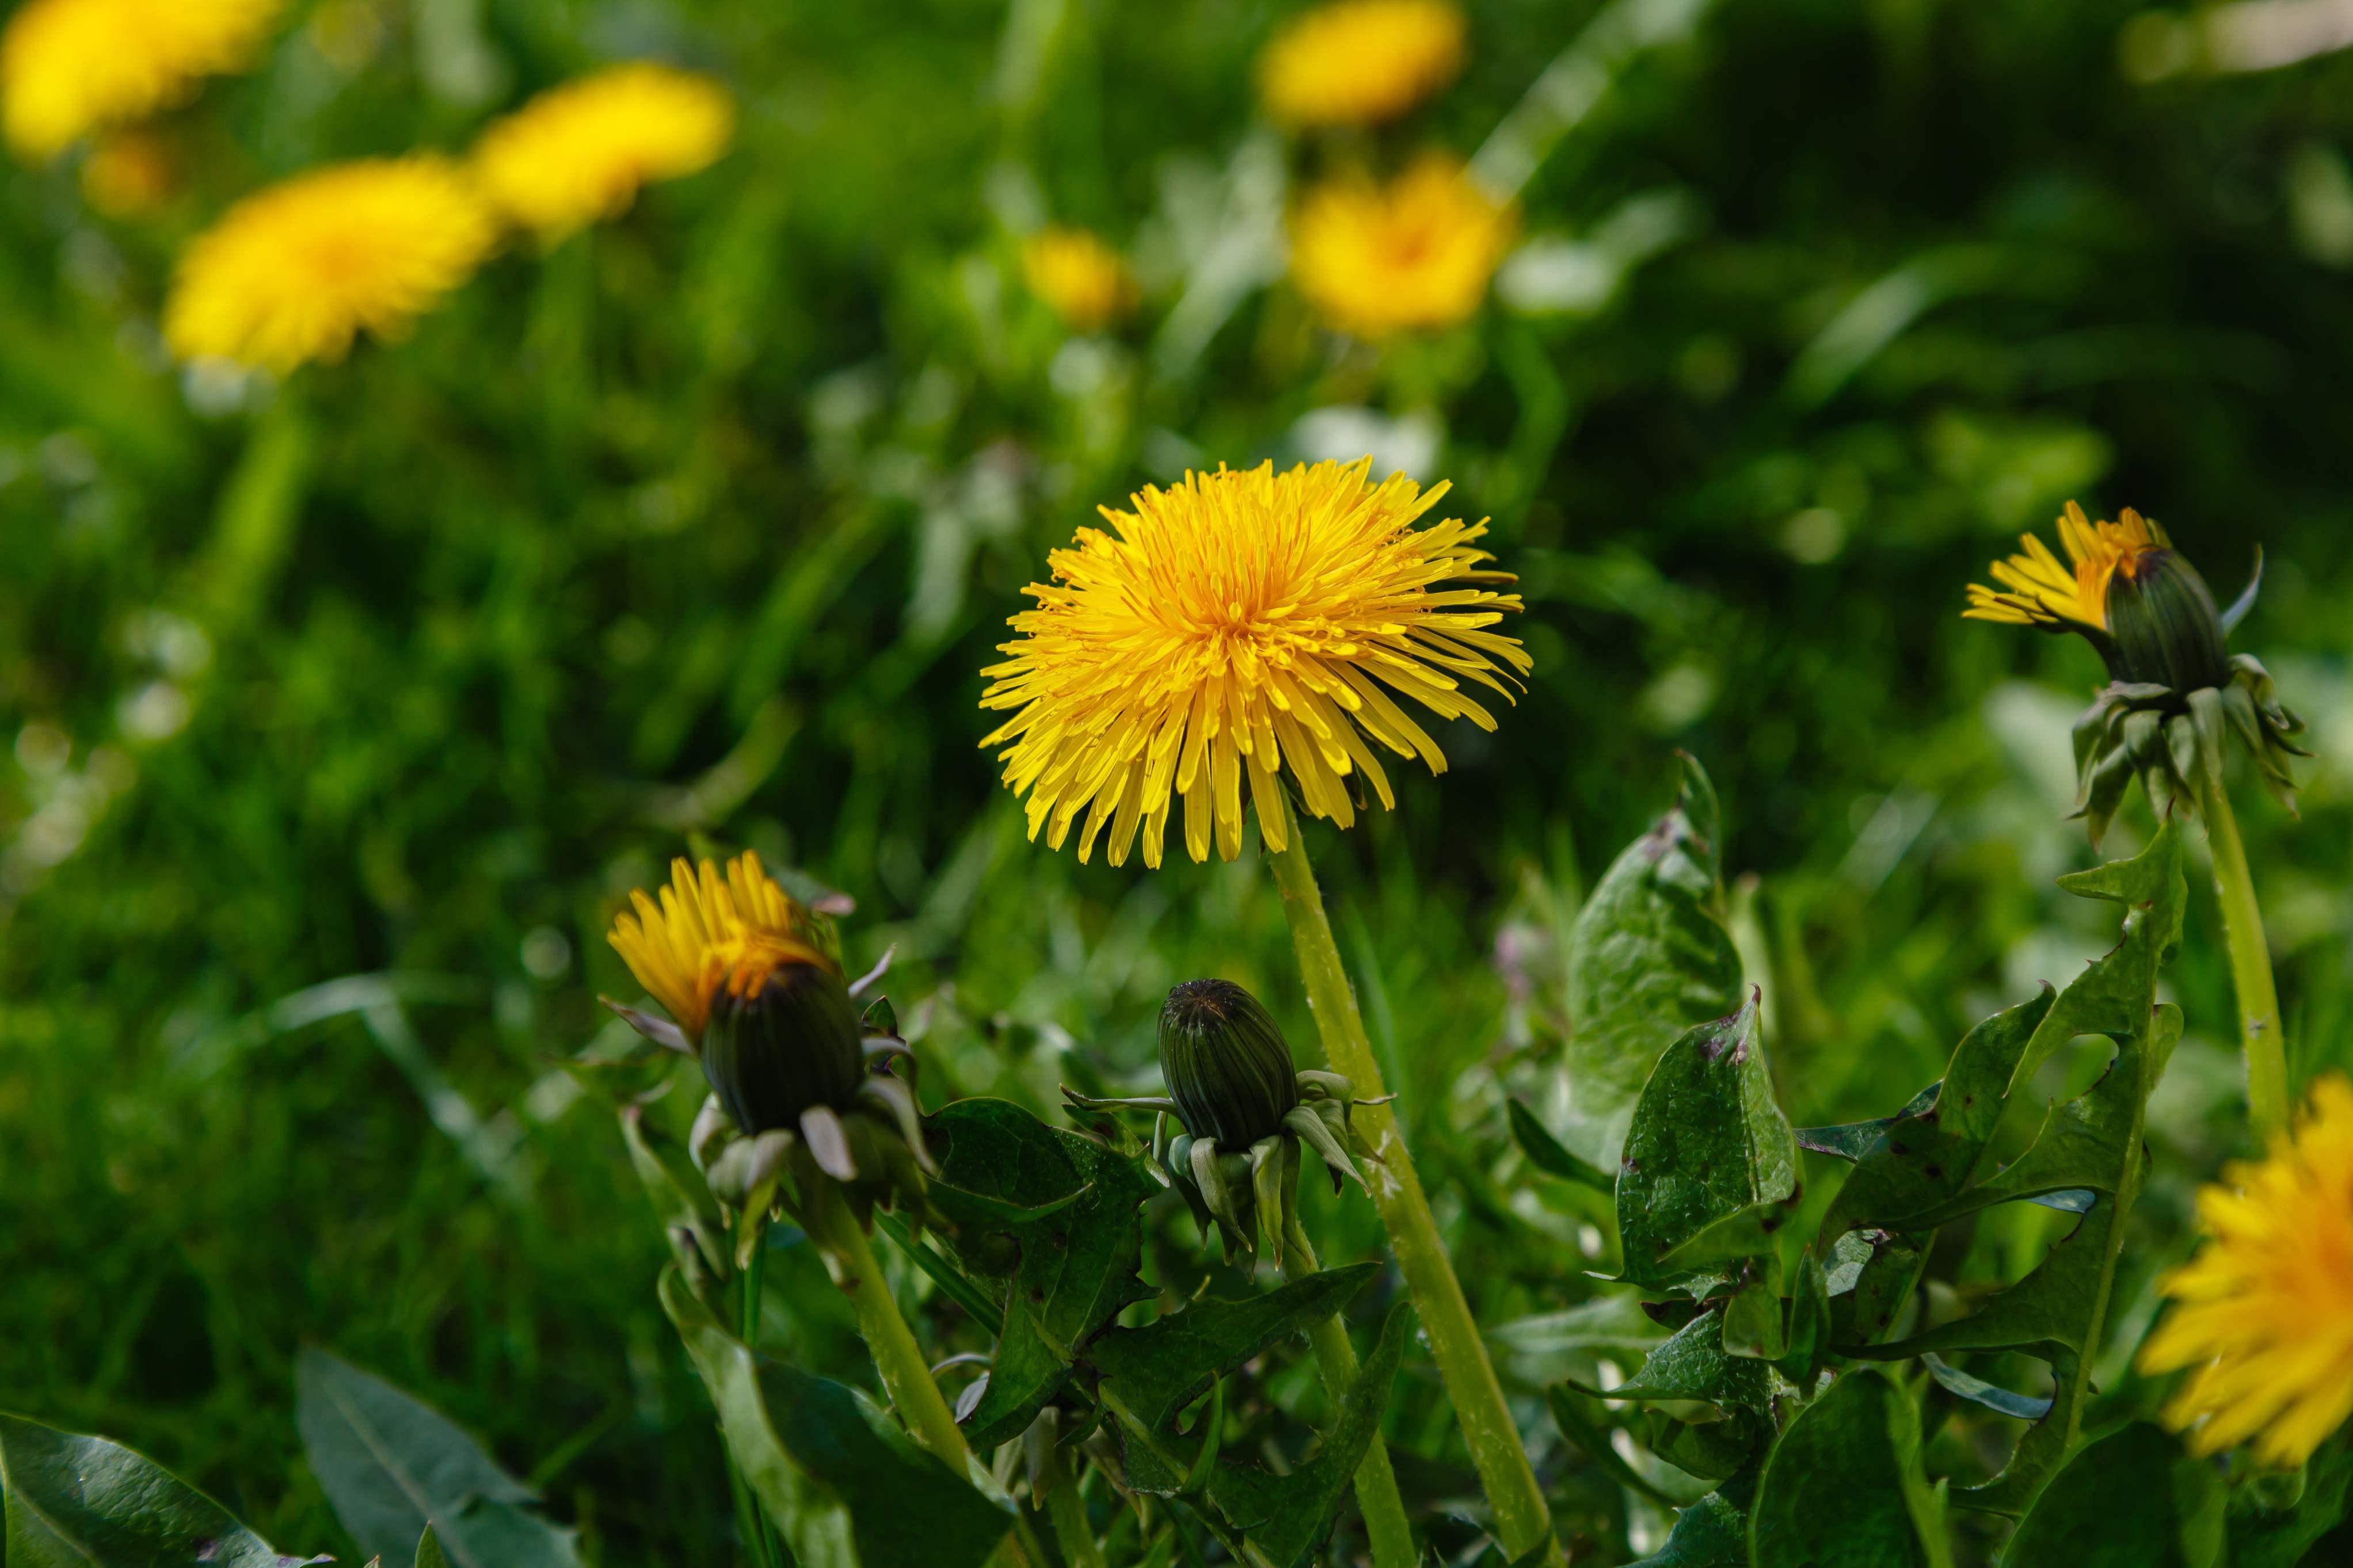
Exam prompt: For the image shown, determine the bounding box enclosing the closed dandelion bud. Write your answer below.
[702,961,867,1137]
[1159,979,1301,1148]
[2103,546,2230,693]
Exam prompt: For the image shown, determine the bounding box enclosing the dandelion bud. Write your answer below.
[1159,980,1301,1148]
[702,960,867,1137]
[2103,546,2231,694]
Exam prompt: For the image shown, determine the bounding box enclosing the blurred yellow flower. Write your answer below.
[1,0,284,161]
[2141,1074,2353,1466]
[607,852,835,1046]
[1964,501,2169,632]
[980,459,1529,867]
[1022,227,1137,330]
[1258,0,1464,128]
[79,128,176,216]
[164,158,497,373]
[473,62,734,243]
[1290,155,1513,337]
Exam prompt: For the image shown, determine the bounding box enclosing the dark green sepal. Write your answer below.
[702,961,868,1136]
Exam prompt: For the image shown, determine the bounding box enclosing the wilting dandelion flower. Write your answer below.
[1258,0,1464,129]
[1022,226,1137,330]
[472,62,733,243]
[1290,155,1514,338]
[164,157,497,372]
[1963,501,2303,840]
[79,128,176,216]
[1,0,283,160]
[2140,1075,2353,1466]
[980,458,1529,867]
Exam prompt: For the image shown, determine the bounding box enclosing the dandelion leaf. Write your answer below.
[2002,1422,2225,1568]
[1562,753,1745,1171]
[926,1098,1159,1448]
[1084,1263,1379,1430]
[1749,1369,1951,1568]
[658,1266,1012,1568]
[1616,994,1799,1287]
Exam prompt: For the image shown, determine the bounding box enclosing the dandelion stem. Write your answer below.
[1265,796,1559,1566]
[806,1181,973,1468]
[1280,1211,1417,1568]
[2198,760,2289,1135]
[737,1242,782,1568]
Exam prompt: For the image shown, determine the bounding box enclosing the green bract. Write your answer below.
[1159,978,1301,1147]
[702,960,869,1136]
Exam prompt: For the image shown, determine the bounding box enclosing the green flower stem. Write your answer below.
[806,1182,974,1468]
[1265,796,1559,1566]
[1280,1211,1417,1568]
[737,1244,780,1568]
[2198,760,2289,1135]
[1039,1436,1106,1568]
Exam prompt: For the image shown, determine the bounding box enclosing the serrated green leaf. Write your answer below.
[659,1266,1012,1568]
[0,1413,332,1568]
[1200,1304,1410,1568]
[1086,1264,1379,1429]
[1625,1483,1751,1568]
[927,1098,1159,1448]
[1573,1307,1772,1417]
[1843,825,2186,1515]
[1507,1098,1613,1191]
[1750,1370,1952,1568]
[1616,996,1798,1285]
[1561,756,1745,1171]
[295,1348,580,1568]
[2002,1423,2223,1568]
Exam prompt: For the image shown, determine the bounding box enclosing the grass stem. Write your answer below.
[1280,1211,1417,1568]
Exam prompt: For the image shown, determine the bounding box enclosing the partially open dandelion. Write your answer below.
[1258,0,1465,129]
[1022,226,1137,331]
[1,0,284,161]
[163,157,497,373]
[472,62,733,244]
[980,457,1529,867]
[2140,1075,2353,1466]
[1290,155,1514,338]
[606,851,836,1050]
[1967,501,2308,1136]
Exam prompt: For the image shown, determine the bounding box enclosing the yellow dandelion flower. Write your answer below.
[607,852,836,1046]
[1964,501,2171,633]
[1022,227,1138,331]
[1259,0,1465,129]
[1290,155,1514,338]
[79,128,176,216]
[472,62,733,243]
[164,157,497,373]
[979,458,1531,868]
[2140,1075,2353,1467]
[2,0,284,161]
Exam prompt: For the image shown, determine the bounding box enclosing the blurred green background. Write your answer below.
[3,0,2351,1562]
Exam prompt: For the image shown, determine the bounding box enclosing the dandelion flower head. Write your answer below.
[2,0,283,160]
[1290,155,1514,338]
[1258,0,1465,129]
[607,852,836,1046]
[1022,227,1138,331]
[164,157,497,373]
[1965,501,2171,633]
[980,459,1530,868]
[2139,1074,2353,1467]
[473,62,734,243]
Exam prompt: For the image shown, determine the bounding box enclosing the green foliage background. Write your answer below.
[2,0,2350,1562]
